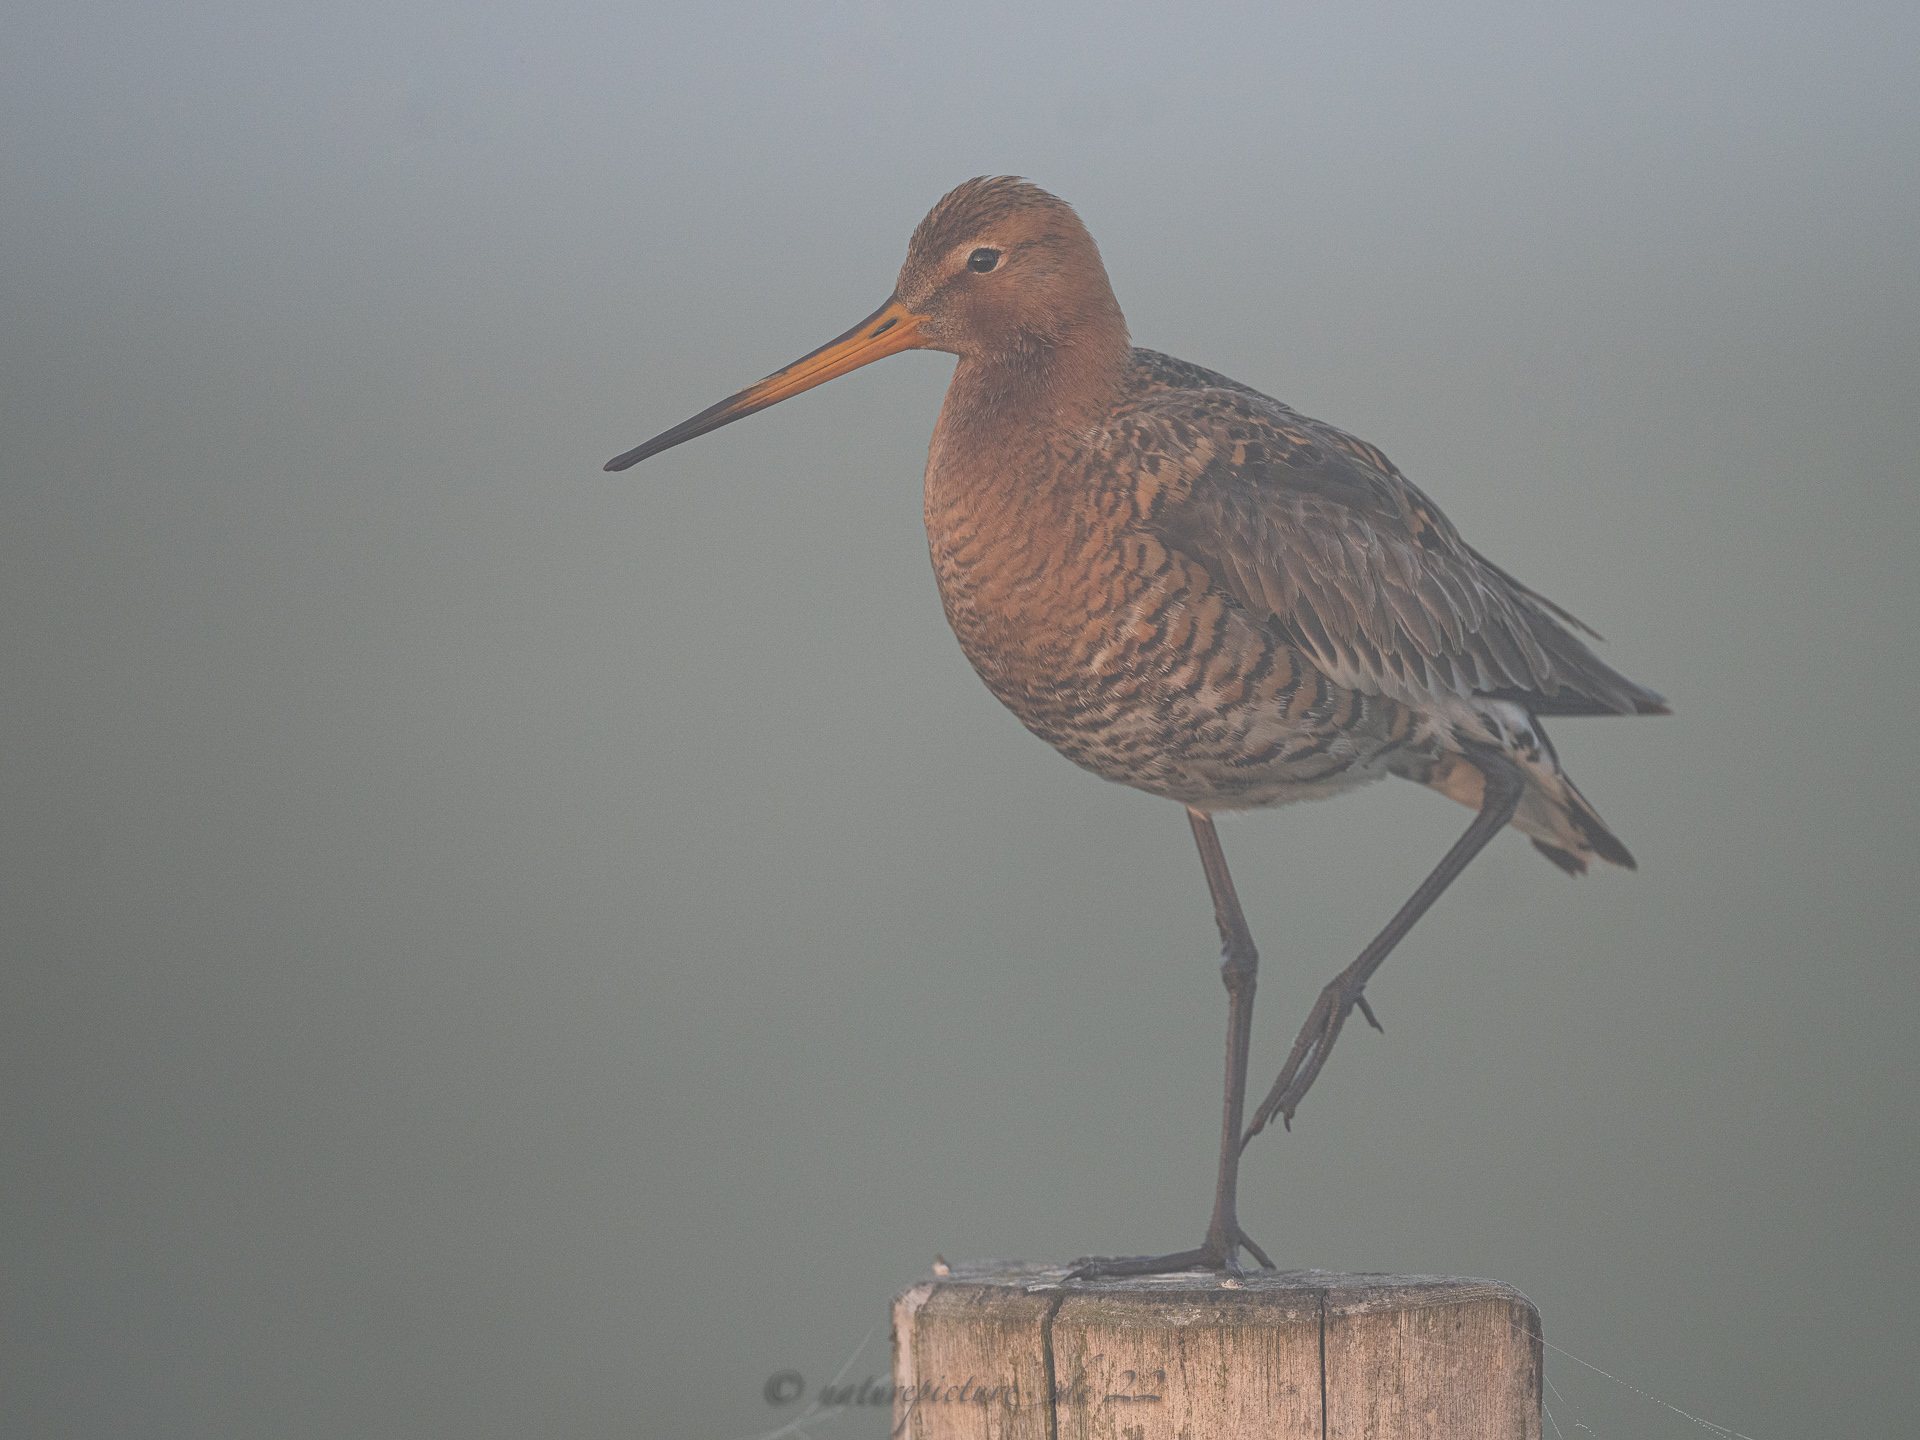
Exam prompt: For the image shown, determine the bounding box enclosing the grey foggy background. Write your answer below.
[3,3,1916,1436]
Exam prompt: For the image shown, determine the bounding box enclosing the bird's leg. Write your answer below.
[1069,808,1276,1279]
[1244,750,1525,1144]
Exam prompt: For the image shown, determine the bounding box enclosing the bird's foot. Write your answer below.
[1242,975,1384,1146]
[1067,1226,1274,1280]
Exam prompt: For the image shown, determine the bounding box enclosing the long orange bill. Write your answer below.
[604,295,930,471]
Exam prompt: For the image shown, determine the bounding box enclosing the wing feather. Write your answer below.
[1125,354,1667,717]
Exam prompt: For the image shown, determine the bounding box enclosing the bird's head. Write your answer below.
[604,177,1126,472]
[895,176,1127,366]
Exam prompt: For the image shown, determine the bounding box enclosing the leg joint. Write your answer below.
[1463,744,1526,816]
[1219,926,1258,982]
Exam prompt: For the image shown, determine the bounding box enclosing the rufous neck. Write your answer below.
[939,325,1131,446]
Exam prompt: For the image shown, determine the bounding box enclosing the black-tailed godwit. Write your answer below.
[606,177,1666,1276]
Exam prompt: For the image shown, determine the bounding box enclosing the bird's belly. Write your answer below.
[936,551,1421,811]
[1044,690,1409,809]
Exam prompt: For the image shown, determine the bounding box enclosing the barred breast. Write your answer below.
[923,393,1424,812]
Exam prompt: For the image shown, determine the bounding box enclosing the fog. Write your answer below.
[4,4,1916,1435]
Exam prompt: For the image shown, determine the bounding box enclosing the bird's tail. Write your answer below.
[1414,713,1635,876]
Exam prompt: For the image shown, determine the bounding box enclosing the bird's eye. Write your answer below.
[967,247,1001,273]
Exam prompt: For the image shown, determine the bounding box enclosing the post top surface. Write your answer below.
[903,1258,1536,1318]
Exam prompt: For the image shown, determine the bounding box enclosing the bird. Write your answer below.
[605,177,1666,1277]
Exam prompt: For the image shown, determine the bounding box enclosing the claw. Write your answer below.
[1237,1226,1276,1270]
[1355,992,1384,1032]
[1244,980,1359,1145]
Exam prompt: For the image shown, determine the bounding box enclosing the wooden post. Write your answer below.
[891,1261,1542,1439]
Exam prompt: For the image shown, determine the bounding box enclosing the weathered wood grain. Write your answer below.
[891,1261,1542,1439]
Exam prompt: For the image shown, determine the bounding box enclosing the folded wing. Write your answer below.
[1130,359,1667,718]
